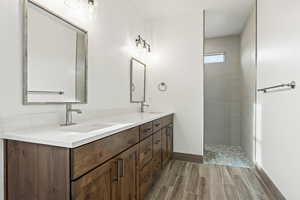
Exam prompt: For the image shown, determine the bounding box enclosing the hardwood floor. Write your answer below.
[146,160,280,200]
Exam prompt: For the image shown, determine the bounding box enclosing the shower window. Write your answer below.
[204,53,225,64]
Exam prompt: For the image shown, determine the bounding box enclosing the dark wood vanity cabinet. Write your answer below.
[6,141,71,200]
[152,119,162,132]
[139,136,153,169]
[71,127,140,180]
[152,131,162,180]
[5,114,173,200]
[72,158,118,200]
[116,145,139,200]
[140,122,153,140]
[72,145,139,200]
[161,124,173,167]
[166,124,174,163]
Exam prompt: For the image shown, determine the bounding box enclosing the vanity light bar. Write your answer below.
[136,35,151,52]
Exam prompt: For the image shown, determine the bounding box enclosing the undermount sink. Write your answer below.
[63,122,116,133]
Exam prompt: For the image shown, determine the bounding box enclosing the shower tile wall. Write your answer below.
[204,35,242,146]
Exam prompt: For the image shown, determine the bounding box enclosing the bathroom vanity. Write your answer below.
[6,1,175,199]
[3,113,174,200]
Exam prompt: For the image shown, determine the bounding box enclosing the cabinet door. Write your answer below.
[139,160,153,200]
[6,141,70,200]
[117,145,139,200]
[166,125,173,161]
[162,126,173,167]
[153,131,162,179]
[161,128,168,167]
[72,159,117,200]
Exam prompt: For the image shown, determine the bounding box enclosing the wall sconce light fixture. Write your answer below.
[136,35,151,53]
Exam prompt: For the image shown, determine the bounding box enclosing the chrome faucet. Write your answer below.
[62,104,82,126]
[140,102,150,113]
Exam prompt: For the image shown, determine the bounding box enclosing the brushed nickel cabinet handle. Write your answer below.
[121,159,124,178]
[117,159,124,178]
[113,161,119,183]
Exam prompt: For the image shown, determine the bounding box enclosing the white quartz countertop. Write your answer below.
[0,112,174,148]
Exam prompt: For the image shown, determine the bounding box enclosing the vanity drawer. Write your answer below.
[153,119,162,132]
[161,115,173,127]
[139,136,153,169]
[71,127,139,180]
[140,122,153,140]
[140,160,153,200]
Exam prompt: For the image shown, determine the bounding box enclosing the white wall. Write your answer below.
[204,35,242,146]
[257,0,300,199]
[240,7,256,161]
[148,14,204,156]
[0,0,151,199]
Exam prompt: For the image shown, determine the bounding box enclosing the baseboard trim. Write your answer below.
[173,152,203,163]
[255,165,286,200]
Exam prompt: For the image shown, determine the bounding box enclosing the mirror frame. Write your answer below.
[23,0,88,105]
[130,57,146,103]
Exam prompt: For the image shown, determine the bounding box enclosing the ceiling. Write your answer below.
[130,0,255,38]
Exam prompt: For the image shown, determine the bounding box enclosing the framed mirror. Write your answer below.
[23,0,88,104]
[130,58,146,103]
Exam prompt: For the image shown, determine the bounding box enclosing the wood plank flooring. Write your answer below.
[146,160,280,200]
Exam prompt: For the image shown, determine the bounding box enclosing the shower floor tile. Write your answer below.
[204,144,254,168]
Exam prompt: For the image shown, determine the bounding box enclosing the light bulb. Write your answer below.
[87,0,96,19]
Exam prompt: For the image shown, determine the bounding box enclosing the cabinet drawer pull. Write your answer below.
[117,159,124,178]
[154,140,160,145]
[114,161,120,183]
[113,162,119,183]
[154,123,160,127]
[144,128,152,133]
